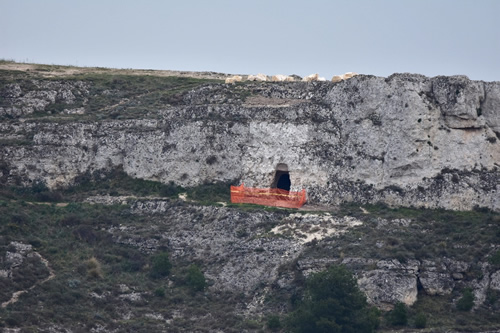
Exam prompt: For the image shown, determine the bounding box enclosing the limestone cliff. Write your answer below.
[1,71,499,212]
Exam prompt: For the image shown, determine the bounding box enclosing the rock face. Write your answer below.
[1,73,499,211]
[357,261,418,311]
[0,80,90,117]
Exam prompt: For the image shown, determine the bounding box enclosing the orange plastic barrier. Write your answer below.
[230,184,306,209]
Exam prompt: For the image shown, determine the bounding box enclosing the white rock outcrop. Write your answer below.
[331,72,359,82]
[225,75,243,84]
[1,73,499,211]
[303,73,319,81]
[247,73,267,81]
[271,74,288,82]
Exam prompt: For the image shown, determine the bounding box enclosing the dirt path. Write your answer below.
[1,252,56,308]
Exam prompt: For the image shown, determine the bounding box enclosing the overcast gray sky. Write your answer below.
[1,0,499,81]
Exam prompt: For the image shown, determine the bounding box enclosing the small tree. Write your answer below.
[488,250,500,267]
[266,314,281,331]
[456,289,474,311]
[414,312,427,329]
[185,264,207,291]
[389,302,408,326]
[286,265,379,333]
[150,252,172,279]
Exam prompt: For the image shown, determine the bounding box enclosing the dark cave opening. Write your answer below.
[272,164,291,192]
[276,172,291,191]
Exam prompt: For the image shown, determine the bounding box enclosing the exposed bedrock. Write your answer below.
[0,74,499,211]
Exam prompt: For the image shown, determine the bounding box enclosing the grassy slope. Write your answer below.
[0,175,499,332]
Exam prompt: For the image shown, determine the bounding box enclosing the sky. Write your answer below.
[1,0,499,81]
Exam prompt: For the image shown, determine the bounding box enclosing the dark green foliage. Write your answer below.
[186,180,234,203]
[266,314,281,331]
[286,265,379,333]
[149,252,172,279]
[388,302,408,326]
[30,180,50,194]
[414,312,427,329]
[160,181,184,198]
[457,289,474,311]
[67,168,183,199]
[185,264,207,292]
[488,250,500,267]
[3,180,63,202]
[485,289,499,306]
[154,287,166,297]
[62,168,237,206]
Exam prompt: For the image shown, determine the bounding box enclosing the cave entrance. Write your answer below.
[271,163,291,192]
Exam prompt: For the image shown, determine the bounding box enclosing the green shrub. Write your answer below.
[159,181,183,198]
[150,252,172,279]
[266,314,281,331]
[414,312,427,329]
[31,180,49,194]
[186,264,207,291]
[457,289,474,311]
[389,302,407,326]
[285,265,379,333]
[186,181,233,203]
[488,250,500,267]
[486,289,499,306]
[154,287,166,297]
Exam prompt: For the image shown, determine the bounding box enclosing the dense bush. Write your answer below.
[414,312,427,329]
[266,314,281,331]
[149,252,172,279]
[456,289,474,311]
[286,265,379,333]
[186,181,233,203]
[154,287,166,297]
[185,264,207,291]
[388,302,408,326]
[489,250,500,267]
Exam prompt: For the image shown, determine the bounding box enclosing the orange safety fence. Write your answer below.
[230,184,306,209]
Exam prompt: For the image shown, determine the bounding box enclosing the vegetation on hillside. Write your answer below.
[0,172,499,331]
[285,265,380,333]
[0,65,222,121]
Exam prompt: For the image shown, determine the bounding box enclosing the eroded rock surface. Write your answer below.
[1,74,499,212]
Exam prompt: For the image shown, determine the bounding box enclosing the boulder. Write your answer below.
[344,72,358,79]
[225,75,243,84]
[331,75,344,83]
[303,73,319,82]
[358,269,418,310]
[247,74,268,82]
[271,75,288,82]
